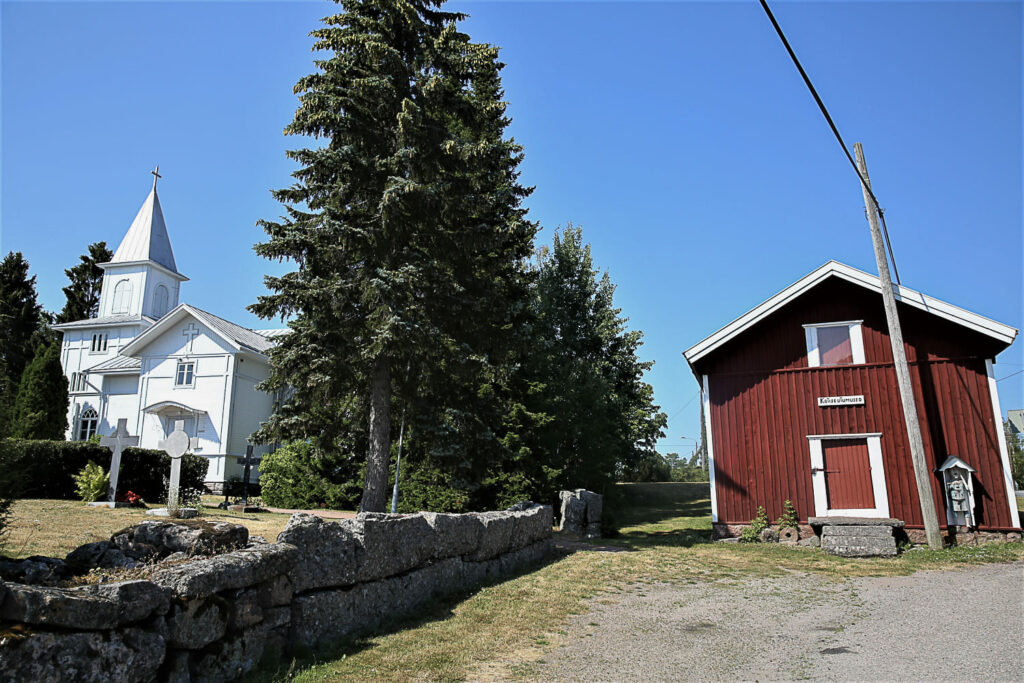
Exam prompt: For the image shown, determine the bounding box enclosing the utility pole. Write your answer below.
[854,142,942,550]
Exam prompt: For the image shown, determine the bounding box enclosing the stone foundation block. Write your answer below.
[256,574,293,608]
[0,625,165,683]
[508,505,553,550]
[422,512,483,560]
[0,580,169,630]
[470,512,515,561]
[152,543,297,601]
[276,514,358,593]
[166,597,228,649]
[353,513,437,582]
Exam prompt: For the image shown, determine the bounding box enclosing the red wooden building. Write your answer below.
[684,261,1020,540]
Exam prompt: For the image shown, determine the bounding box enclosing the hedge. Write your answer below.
[0,439,209,503]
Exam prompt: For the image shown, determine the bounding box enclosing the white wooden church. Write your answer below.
[54,172,286,490]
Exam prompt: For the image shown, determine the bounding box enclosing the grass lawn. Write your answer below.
[247,482,1024,682]
[1,499,299,559]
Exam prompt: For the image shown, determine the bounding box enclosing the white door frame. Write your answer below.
[807,433,890,518]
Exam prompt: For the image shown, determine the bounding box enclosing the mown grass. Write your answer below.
[249,482,1024,682]
[1,499,297,559]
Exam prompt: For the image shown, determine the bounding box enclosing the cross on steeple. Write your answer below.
[151,165,162,190]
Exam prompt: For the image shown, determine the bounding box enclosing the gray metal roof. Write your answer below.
[110,185,179,273]
[1009,409,1024,436]
[185,305,279,355]
[52,314,155,330]
[254,328,291,339]
[86,355,142,374]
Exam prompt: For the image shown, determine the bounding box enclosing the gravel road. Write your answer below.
[527,561,1024,682]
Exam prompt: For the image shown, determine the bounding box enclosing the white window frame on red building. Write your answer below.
[803,320,865,367]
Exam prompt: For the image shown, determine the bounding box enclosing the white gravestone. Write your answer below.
[147,420,197,518]
[99,418,139,503]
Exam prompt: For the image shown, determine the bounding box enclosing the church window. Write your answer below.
[90,333,108,353]
[70,372,88,392]
[154,285,169,317]
[111,279,132,314]
[175,360,196,387]
[78,408,98,441]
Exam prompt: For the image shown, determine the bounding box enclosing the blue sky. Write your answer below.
[2,1,1021,455]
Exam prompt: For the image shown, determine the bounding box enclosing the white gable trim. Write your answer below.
[684,261,1017,366]
[986,359,1022,530]
[119,305,255,359]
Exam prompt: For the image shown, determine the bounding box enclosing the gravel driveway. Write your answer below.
[527,561,1024,681]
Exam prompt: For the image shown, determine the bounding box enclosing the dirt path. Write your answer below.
[522,562,1024,682]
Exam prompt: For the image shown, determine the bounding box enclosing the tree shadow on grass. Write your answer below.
[243,554,559,683]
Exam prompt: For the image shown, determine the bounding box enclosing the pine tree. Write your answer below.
[12,342,68,440]
[0,252,44,437]
[251,0,536,511]
[57,242,113,323]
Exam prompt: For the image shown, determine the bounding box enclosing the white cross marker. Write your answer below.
[182,323,200,352]
[159,420,191,517]
[99,418,139,503]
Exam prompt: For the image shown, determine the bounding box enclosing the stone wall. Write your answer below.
[0,504,553,682]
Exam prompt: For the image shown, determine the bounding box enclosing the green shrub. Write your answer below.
[74,461,109,502]
[775,499,799,531]
[258,441,362,510]
[0,438,208,502]
[740,505,770,543]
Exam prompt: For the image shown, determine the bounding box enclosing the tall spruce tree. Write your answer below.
[0,252,44,437]
[251,0,536,511]
[12,342,68,440]
[57,242,113,323]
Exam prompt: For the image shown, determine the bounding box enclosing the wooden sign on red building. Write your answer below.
[684,261,1020,540]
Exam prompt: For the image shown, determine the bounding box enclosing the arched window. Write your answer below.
[111,279,132,314]
[154,285,169,317]
[78,408,99,441]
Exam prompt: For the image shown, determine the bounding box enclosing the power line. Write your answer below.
[997,368,1024,382]
[758,0,901,284]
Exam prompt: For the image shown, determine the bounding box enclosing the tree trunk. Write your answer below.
[360,355,392,512]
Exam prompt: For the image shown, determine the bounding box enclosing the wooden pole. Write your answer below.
[854,143,942,550]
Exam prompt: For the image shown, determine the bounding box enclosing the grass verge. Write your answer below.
[248,482,1024,682]
[1,499,297,559]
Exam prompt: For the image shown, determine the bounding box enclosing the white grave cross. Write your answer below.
[99,418,139,503]
[182,323,200,352]
[159,420,191,516]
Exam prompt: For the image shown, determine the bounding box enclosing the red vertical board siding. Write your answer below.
[701,279,1015,530]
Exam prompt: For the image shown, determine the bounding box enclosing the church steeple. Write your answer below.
[110,166,179,274]
[97,168,187,321]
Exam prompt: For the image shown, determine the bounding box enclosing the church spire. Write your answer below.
[110,167,179,274]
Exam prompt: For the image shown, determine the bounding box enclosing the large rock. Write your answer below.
[275,513,358,593]
[0,625,165,682]
[422,512,483,559]
[579,490,603,524]
[0,556,74,585]
[0,580,169,630]
[121,520,249,558]
[559,492,586,535]
[166,597,229,649]
[151,543,297,601]
[353,512,437,582]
